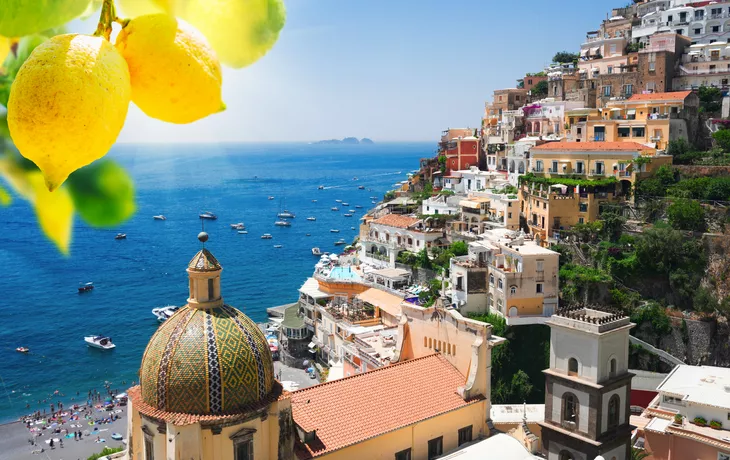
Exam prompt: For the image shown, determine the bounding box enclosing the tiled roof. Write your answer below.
[531,141,650,152]
[127,383,285,426]
[372,214,420,229]
[291,354,480,458]
[187,248,221,272]
[627,91,692,102]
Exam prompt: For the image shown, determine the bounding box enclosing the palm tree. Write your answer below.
[631,448,651,460]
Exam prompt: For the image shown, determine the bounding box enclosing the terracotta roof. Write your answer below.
[291,354,480,458]
[372,214,420,229]
[627,91,692,102]
[127,383,285,426]
[531,141,651,152]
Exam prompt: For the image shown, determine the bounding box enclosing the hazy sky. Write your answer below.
[75,0,619,143]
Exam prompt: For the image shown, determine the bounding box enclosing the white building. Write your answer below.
[455,166,508,193]
[634,1,730,46]
[507,137,540,186]
[421,194,462,216]
[674,41,730,90]
[360,214,443,267]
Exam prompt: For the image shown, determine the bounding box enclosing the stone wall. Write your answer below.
[675,165,730,178]
[636,316,721,366]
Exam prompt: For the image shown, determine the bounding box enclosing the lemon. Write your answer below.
[0,35,9,61]
[178,0,285,68]
[116,0,174,17]
[115,14,223,124]
[7,34,131,192]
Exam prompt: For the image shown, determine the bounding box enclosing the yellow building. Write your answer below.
[522,141,671,241]
[566,91,699,151]
[126,233,510,460]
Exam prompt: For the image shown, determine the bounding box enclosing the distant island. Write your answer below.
[313,138,374,145]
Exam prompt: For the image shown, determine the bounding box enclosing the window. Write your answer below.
[648,52,656,72]
[508,212,512,218]
[551,160,558,172]
[618,127,631,138]
[610,358,617,378]
[489,274,494,285]
[536,283,543,294]
[579,217,584,224]
[559,451,575,460]
[694,28,702,35]
[234,440,253,460]
[510,286,517,295]
[208,278,215,300]
[608,395,621,429]
[579,202,588,212]
[144,438,154,460]
[498,279,503,290]
[596,161,604,174]
[568,357,578,375]
[536,260,544,272]
[624,84,633,97]
[662,394,685,406]
[456,276,463,291]
[563,393,578,425]
[535,160,543,172]
[632,127,645,137]
[695,10,704,20]
[610,44,617,55]
[713,25,721,33]
[607,65,613,74]
[576,161,584,173]
[427,437,443,460]
[458,426,473,446]
[395,449,411,460]
[603,85,612,97]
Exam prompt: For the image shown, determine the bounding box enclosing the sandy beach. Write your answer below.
[0,403,128,460]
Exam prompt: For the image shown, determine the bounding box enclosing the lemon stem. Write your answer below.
[94,0,118,40]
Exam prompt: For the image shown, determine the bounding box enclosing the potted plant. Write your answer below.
[673,414,683,425]
[693,416,707,427]
[710,420,723,430]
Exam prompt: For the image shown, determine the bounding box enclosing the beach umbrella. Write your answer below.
[302,360,310,367]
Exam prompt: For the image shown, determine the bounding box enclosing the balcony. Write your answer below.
[590,169,606,176]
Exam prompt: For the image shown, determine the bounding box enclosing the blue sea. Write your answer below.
[0,142,428,423]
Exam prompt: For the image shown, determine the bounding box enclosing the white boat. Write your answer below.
[334,239,346,246]
[355,205,362,208]
[268,196,275,200]
[307,217,316,221]
[351,227,356,230]
[370,196,378,200]
[274,244,283,248]
[330,229,340,233]
[348,209,355,213]
[342,202,349,206]
[331,207,339,211]
[344,214,353,217]
[335,199,342,203]
[312,199,317,203]
[312,247,321,256]
[274,220,291,227]
[230,222,245,229]
[115,233,126,240]
[238,230,248,234]
[85,336,115,350]
[153,215,166,220]
[152,305,179,322]
[261,234,273,239]
[358,185,365,190]
[306,233,311,236]
[318,185,324,190]
[277,210,295,219]
[199,211,217,220]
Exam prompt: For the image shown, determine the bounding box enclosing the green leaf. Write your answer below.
[3,34,48,79]
[66,160,136,227]
[0,0,91,37]
[0,182,11,206]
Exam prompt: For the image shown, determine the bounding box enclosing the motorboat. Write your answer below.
[348,209,355,213]
[351,227,356,230]
[371,200,377,204]
[307,217,316,221]
[230,222,245,229]
[353,177,358,181]
[344,213,353,217]
[335,199,342,203]
[274,220,291,227]
[268,196,275,200]
[238,230,248,234]
[261,234,273,239]
[115,233,126,240]
[334,239,347,246]
[274,244,283,248]
[85,336,115,350]
[199,211,217,220]
[78,282,94,293]
[370,196,378,200]
[305,233,311,236]
[342,202,349,206]
[318,185,324,190]
[312,199,317,203]
[331,207,339,211]
[16,347,29,353]
[153,215,166,220]
[312,247,321,256]
[277,210,295,219]
[358,185,365,190]
[152,305,179,322]
[330,229,340,233]
[355,205,363,209]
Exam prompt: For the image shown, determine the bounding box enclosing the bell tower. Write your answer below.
[186,231,223,309]
[538,306,634,460]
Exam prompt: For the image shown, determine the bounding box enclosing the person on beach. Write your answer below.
[49,439,54,449]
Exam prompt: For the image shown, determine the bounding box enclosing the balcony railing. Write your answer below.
[590,169,605,176]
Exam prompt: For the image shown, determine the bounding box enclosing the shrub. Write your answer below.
[553,51,579,63]
[450,240,468,257]
[674,414,683,424]
[630,303,672,336]
[713,129,730,152]
[667,138,690,157]
[710,420,723,429]
[667,198,705,232]
[693,416,707,426]
[87,447,124,460]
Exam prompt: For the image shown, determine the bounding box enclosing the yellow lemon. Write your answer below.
[116,0,174,17]
[177,0,285,69]
[115,14,223,124]
[7,34,131,192]
[0,35,9,61]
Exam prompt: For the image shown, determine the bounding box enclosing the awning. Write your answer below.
[459,200,482,209]
[609,108,621,112]
[299,277,330,299]
[356,288,405,318]
[308,341,316,349]
[590,47,600,55]
[627,109,636,115]
[578,68,587,73]
[580,48,589,57]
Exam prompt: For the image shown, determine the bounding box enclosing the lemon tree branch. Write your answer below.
[94,0,118,40]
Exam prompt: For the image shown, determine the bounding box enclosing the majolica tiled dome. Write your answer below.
[139,304,275,415]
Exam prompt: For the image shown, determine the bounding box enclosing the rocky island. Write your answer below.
[313,137,374,145]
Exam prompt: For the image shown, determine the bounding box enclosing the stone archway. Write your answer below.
[509,307,518,317]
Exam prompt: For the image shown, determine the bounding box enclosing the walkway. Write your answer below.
[629,336,684,367]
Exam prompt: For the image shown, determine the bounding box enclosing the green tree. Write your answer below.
[450,240,468,256]
[693,286,719,313]
[698,86,722,113]
[667,138,690,157]
[553,51,579,63]
[713,128,730,152]
[415,248,432,269]
[600,208,626,241]
[531,80,548,97]
[510,370,534,403]
[667,198,706,232]
[631,448,651,460]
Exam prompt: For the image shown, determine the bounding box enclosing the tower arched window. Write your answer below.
[608,394,621,430]
[609,357,617,378]
[562,393,578,426]
[568,357,579,376]
[558,451,574,460]
[510,286,517,295]
[489,274,495,285]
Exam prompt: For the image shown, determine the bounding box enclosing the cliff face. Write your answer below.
[634,316,730,367]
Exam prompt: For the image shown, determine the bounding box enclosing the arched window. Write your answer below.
[510,286,517,295]
[562,393,578,425]
[568,357,578,376]
[558,451,574,460]
[609,358,617,378]
[489,274,494,285]
[608,394,621,430]
[497,279,503,290]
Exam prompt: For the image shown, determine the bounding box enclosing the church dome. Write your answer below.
[139,304,275,415]
[139,240,275,416]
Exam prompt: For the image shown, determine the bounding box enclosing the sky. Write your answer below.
[75,0,620,143]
